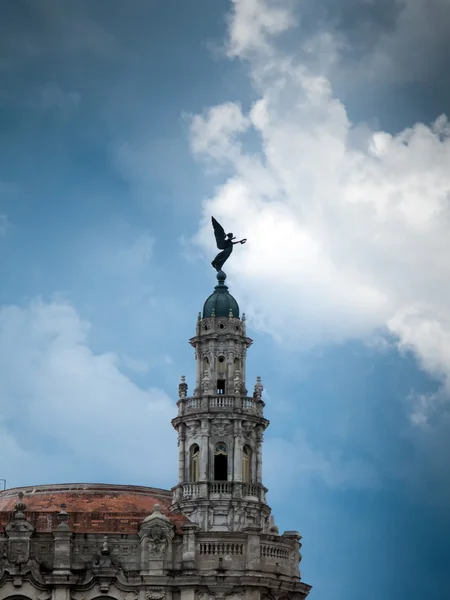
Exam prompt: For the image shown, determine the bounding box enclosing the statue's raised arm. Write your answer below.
[211,216,246,275]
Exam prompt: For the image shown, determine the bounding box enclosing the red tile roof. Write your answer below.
[0,483,188,533]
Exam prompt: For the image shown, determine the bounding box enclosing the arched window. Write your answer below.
[214,442,228,480]
[190,444,200,482]
[242,445,252,483]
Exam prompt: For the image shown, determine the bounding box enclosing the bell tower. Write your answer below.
[171,272,271,532]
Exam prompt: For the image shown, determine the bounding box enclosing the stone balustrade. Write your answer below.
[178,481,266,502]
[178,395,263,416]
[194,532,298,576]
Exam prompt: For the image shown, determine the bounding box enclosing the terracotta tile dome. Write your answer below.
[0,483,188,533]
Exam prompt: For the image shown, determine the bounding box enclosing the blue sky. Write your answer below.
[1,1,450,598]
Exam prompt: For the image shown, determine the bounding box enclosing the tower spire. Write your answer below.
[171,276,270,532]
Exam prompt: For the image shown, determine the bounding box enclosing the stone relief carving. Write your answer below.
[202,369,213,395]
[145,587,166,600]
[186,420,201,438]
[241,420,255,439]
[139,504,175,565]
[147,525,168,558]
[211,420,232,437]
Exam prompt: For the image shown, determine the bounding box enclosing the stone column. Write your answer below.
[282,530,302,577]
[255,432,263,483]
[51,504,73,600]
[52,587,71,600]
[243,526,262,571]
[234,430,243,482]
[52,504,72,574]
[200,421,209,482]
[178,426,186,483]
[180,588,196,600]
[195,349,202,392]
[181,522,199,569]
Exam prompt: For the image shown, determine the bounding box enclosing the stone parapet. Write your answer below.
[175,395,265,417]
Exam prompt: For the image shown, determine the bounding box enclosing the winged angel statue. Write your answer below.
[211,216,247,274]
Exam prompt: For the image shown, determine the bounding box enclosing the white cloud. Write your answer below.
[227,0,295,58]
[0,300,177,488]
[190,0,450,411]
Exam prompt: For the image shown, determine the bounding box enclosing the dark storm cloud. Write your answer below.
[275,0,450,129]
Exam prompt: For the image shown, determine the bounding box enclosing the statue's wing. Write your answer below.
[212,216,227,249]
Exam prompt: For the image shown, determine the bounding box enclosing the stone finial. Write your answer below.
[211,308,215,317]
[178,375,188,399]
[58,503,68,523]
[13,492,26,518]
[6,491,33,536]
[228,308,233,317]
[254,376,263,400]
[142,503,171,525]
[54,503,71,531]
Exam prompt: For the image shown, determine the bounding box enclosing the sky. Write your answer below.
[1,0,450,598]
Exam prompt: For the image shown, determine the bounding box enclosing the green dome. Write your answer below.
[203,271,240,318]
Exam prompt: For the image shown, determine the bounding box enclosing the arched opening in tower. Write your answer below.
[214,442,228,480]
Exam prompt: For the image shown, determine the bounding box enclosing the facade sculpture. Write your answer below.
[0,248,311,600]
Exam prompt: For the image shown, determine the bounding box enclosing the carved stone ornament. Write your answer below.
[179,375,188,399]
[145,587,166,600]
[187,420,201,437]
[233,370,242,394]
[147,525,168,558]
[124,593,139,600]
[202,370,212,395]
[241,420,255,439]
[211,420,232,437]
[139,504,174,560]
[8,540,28,563]
[37,593,52,600]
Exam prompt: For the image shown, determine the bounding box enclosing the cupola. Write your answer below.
[202,271,239,318]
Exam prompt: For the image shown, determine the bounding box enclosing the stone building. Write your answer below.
[0,273,312,600]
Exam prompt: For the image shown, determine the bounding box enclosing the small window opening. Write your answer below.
[217,379,226,394]
[219,323,225,329]
[214,442,228,480]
